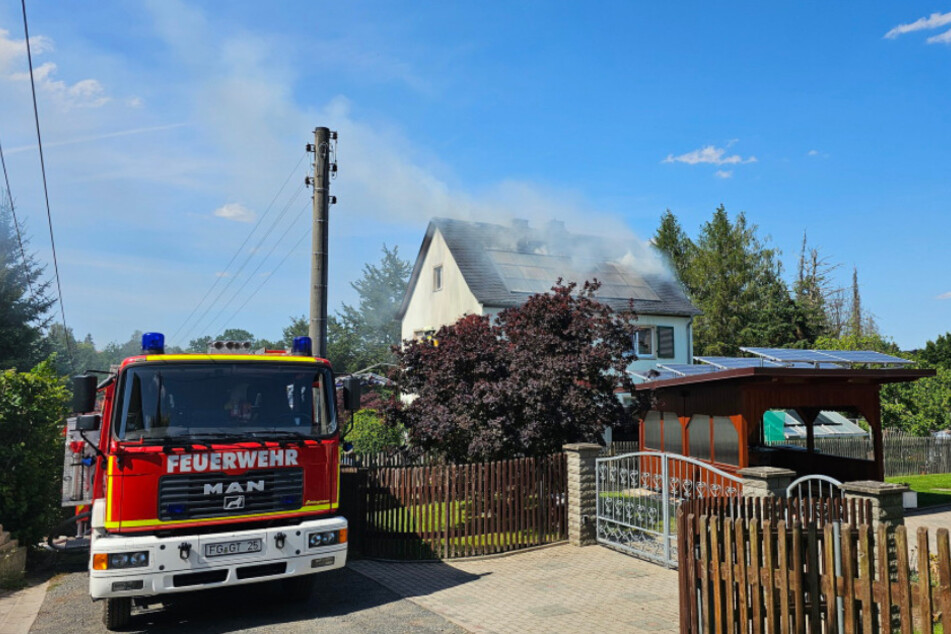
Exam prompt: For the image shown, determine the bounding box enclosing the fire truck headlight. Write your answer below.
[307,530,345,548]
[105,551,150,569]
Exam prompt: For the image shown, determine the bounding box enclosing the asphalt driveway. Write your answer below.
[29,567,464,634]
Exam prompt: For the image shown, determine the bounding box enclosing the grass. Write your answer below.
[886,473,951,508]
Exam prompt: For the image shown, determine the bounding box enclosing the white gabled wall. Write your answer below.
[400,229,484,342]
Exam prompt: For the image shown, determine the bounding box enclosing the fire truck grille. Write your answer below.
[158,469,304,521]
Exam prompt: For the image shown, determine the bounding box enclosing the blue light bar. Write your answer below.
[141,332,165,355]
[291,336,313,356]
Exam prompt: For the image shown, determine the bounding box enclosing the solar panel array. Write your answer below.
[694,356,782,369]
[486,249,661,301]
[633,348,913,382]
[740,347,911,366]
[656,363,720,376]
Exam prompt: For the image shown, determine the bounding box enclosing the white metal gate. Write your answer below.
[595,452,743,567]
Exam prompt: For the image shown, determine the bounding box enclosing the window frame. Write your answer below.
[433,265,443,292]
[633,326,655,359]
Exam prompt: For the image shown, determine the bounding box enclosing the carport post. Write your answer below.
[564,443,601,546]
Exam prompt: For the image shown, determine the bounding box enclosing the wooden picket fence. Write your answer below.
[678,496,951,633]
[340,453,567,560]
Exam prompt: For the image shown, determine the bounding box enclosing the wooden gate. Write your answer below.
[595,452,743,567]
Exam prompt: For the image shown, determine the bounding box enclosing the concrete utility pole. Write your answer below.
[307,127,335,358]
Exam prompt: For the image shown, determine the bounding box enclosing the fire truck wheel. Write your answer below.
[103,597,132,630]
[282,574,316,602]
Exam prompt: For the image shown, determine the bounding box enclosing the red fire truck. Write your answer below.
[65,332,358,629]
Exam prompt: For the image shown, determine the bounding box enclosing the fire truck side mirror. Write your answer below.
[71,375,98,414]
[76,414,101,432]
[341,377,362,412]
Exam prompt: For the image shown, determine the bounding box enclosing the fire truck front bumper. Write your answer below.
[89,516,347,600]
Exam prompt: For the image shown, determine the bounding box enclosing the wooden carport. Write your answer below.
[635,367,934,482]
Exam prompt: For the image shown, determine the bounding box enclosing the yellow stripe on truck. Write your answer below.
[103,503,338,529]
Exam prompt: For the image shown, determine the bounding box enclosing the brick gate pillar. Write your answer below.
[841,480,908,529]
[564,443,601,547]
[738,466,797,498]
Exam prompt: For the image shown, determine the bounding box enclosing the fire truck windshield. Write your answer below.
[115,363,336,441]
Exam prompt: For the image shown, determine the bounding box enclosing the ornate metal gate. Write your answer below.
[595,452,743,567]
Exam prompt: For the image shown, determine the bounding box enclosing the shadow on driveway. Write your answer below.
[31,564,478,633]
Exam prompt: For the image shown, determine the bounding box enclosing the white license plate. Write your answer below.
[204,539,263,558]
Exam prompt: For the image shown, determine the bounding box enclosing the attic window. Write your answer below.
[433,265,443,291]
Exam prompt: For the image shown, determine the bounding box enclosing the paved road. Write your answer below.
[30,568,463,634]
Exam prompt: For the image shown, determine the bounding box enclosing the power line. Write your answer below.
[220,229,312,336]
[0,135,35,298]
[209,200,312,337]
[20,0,71,362]
[180,182,307,345]
[169,152,307,345]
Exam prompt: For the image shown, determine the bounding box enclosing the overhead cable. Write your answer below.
[181,182,307,344]
[210,200,312,337]
[169,152,307,345]
[0,135,35,298]
[21,0,71,361]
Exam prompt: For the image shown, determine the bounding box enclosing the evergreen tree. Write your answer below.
[0,199,54,370]
[678,206,796,355]
[653,209,693,284]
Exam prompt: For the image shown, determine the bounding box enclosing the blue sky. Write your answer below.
[0,1,948,351]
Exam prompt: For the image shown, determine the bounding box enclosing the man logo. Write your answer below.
[204,480,264,496]
[223,495,246,510]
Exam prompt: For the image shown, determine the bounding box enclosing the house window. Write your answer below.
[657,326,675,359]
[433,265,443,291]
[633,327,654,358]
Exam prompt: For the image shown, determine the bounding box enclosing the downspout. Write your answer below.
[686,316,694,363]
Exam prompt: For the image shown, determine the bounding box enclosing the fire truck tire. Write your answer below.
[282,574,316,602]
[103,597,132,630]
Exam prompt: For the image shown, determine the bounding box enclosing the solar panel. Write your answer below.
[694,356,782,369]
[630,370,680,382]
[740,347,845,364]
[657,363,720,376]
[485,249,661,301]
[815,350,913,365]
[742,347,911,367]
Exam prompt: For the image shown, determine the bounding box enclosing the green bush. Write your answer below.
[0,361,69,547]
[347,409,405,454]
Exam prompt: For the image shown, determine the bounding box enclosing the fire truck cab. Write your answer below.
[67,332,357,629]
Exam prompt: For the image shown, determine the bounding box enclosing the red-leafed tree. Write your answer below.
[383,281,637,462]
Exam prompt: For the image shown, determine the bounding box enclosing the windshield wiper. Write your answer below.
[248,430,314,446]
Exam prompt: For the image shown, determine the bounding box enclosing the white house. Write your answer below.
[397,217,701,377]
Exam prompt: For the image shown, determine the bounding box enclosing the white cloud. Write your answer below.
[715,170,733,179]
[3,29,110,109]
[808,149,820,156]
[927,29,951,44]
[663,145,757,166]
[0,28,52,70]
[937,291,951,300]
[885,11,951,39]
[213,203,256,223]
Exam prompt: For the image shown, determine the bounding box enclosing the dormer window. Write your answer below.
[433,265,443,291]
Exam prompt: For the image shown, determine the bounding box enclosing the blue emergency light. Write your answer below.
[291,336,313,356]
[141,332,165,355]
